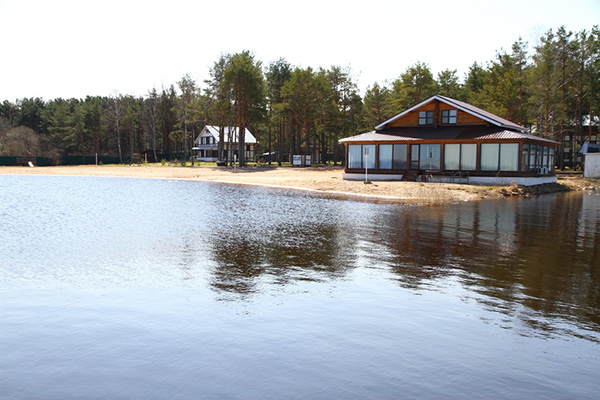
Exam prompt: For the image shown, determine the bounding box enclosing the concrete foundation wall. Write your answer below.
[342,173,404,181]
[342,173,557,186]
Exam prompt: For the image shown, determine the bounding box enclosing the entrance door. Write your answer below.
[420,144,441,170]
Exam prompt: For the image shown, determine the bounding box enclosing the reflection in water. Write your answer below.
[379,194,600,339]
[206,189,360,299]
[200,188,600,339]
[2,175,600,399]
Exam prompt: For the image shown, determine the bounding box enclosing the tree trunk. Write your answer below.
[278,118,283,166]
[218,126,225,162]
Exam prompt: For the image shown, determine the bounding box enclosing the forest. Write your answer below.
[0,26,598,168]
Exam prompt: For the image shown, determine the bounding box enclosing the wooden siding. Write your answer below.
[454,110,487,125]
[388,100,489,127]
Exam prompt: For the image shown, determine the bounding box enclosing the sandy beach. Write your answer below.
[1,164,596,204]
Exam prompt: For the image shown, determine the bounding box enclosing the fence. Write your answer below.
[0,153,188,166]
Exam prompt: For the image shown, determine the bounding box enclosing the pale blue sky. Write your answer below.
[1,0,598,101]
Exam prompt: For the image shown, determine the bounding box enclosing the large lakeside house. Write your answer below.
[340,95,560,186]
[192,125,257,162]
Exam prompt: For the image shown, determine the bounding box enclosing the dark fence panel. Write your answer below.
[61,156,121,165]
[0,153,187,166]
[0,156,54,166]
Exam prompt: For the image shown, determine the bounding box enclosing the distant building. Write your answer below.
[340,95,560,186]
[192,125,257,162]
[563,115,599,168]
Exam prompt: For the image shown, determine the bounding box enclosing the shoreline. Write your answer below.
[1,164,597,204]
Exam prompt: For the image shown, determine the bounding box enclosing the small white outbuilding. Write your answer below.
[581,142,600,178]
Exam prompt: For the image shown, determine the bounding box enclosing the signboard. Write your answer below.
[293,155,312,167]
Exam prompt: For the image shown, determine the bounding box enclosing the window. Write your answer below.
[393,144,408,169]
[364,145,376,169]
[419,111,433,125]
[410,144,420,169]
[481,143,519,171]
[542,147,549,169]
[521,144,530,172]
[481,143,500,171]
[441,109,457,124]
[379,145,393,169]
[444,144,460,170]
[529,144,538,172]
[461,144,477,170]
[347,144,375,169]
[499,143,519,171]
[348,145,362,169]
[443,143,477,171]
[379,144,407,170]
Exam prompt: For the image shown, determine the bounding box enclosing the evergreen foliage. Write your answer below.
[0,25,597,167]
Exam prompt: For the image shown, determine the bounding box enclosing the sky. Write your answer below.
[1,0,599,102]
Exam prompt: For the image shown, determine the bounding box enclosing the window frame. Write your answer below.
[378,144,408,170]
[418,110,433,125]
[441,109,457,124]
[347,144,375,169]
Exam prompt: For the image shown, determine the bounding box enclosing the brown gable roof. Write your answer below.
[374,95,526,133]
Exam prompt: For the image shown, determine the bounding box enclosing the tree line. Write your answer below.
[0,26,598,167]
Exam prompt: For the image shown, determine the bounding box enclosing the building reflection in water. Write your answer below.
[194,185,599,338]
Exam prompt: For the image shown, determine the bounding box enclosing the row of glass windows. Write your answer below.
[522,144,555,172]
[418,109,457,125]
[347,143,556,172]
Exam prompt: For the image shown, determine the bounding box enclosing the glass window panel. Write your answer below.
[449,109,457,124]
[379,145,393,169]
[441,109,457,124]
[364,145,376,169]
[420,144,441,170]
[444,144,460,170]
[348,145,362,169]
[461,144,477,170]
[481,143,500,171]
[500,143,519,171]
[393,144,407,169]
[542,146,549,168]
[521,144,529,172]
[410,144,420,169]
[529,144,537,171]
[419,111,433,125]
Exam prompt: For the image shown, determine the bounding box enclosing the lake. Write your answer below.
[0,174,599,399]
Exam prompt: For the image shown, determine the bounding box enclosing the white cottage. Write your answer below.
[192,125,258,162]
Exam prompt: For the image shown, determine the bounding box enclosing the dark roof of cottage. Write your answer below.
[339,126,560,144]
[374,95,526,132]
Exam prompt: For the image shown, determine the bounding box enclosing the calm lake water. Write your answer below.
[1,174,599,400]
